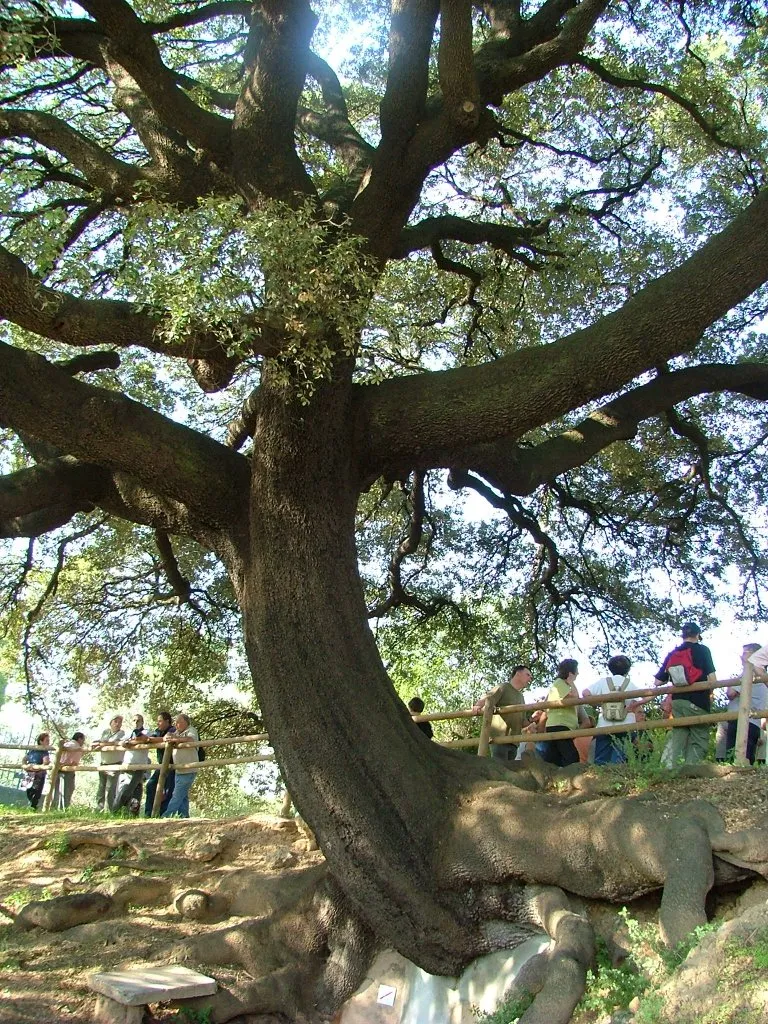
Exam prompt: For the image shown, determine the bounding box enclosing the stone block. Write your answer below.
[89,964,217,1006]
[93,995,144,1024]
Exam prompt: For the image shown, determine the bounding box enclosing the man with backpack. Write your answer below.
[655,622,716,765]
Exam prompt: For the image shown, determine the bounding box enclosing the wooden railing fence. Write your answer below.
[0,663,763,815]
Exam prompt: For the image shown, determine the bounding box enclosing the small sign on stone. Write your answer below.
[376,983,396,1007]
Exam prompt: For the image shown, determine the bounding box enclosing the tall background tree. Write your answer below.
[2,2,768,1020]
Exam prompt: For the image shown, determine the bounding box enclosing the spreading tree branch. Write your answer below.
[578,56,743,153]
[0,243,281,391]
[394,213,556,267]
[379,0,440,146]
[0,457,109,538]
[438,0,481,130]
[76,0,231,162]
[231,0,318,203]
[0,109,141,196]
[58,350,121,375]
[367,471,452,620]
[359,186,768,480]
[452,362,768,496]
[226,388,261,450]
[146,2,252,34]
[300,51,374,177]
[447,467,571,608]
[353,0,611,256]
[0,341,250,531]
[153,529,194,605]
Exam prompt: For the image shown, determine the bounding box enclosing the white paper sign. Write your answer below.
[376,983,397,1007]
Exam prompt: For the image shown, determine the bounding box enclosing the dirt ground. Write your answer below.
[0,812,323,1024]
[1,766,767,1024]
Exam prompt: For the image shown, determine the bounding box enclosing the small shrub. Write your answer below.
[725,926,768,970]
[577,936,647,1016]
[177,1008,214,1024]
[634,992,665,1024]
[616,727,672,789]
[620,908,720,979]
[473,992,534,1023]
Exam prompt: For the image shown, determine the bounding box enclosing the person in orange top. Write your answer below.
[52,732,86,809]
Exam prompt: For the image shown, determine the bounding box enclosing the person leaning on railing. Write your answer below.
[91,715,125,813]
[541,659,582,768]
[143,711,176,816]
[582,655,641,766]
[52,732,86,810]
[161,714,200,819]
[473,666,533,762]
[22,732,50,811]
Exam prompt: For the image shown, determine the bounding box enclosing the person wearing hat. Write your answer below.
[654,622,716,765]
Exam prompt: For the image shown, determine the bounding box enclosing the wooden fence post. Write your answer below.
[150,741,173,817]
[43,741,64,812]
[477,699,496,758]
[734,658,754,767]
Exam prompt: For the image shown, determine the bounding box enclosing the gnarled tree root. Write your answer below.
[14,892,113,932]
[176,873,376,1023]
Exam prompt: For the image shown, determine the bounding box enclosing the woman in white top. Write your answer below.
[114,715,151,812]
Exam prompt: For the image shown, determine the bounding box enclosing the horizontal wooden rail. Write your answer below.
[0,743,55,752]
[175,753,275,772]
[411,676,743,725]
[86,733,270,753]
[442,708,765,749]
[493,677,742,717]
[4,671,763,814]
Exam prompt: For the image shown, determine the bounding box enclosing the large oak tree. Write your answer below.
[3,2,768,1021]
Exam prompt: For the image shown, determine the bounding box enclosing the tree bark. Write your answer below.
[237,365,496,973]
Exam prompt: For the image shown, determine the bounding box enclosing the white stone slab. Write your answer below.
[89,965,217,1006]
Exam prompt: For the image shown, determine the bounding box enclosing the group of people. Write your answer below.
[463,622,768,768]
[21,711,202,817]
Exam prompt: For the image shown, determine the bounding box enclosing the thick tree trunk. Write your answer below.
[225,367,768,1022]
[237,367,485,972]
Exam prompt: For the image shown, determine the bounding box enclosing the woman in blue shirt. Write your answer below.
[22,732,50,810]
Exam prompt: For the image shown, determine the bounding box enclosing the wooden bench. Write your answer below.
[89,964,217,1023]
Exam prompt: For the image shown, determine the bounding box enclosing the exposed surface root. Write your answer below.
[492,885,594,1024]
[29,830,142,857]
[15,892,113,932]
[177,873,376,1022]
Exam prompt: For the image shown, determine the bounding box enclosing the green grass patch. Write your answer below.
[724,926,768,972]
[576,936,647,1016]
[3,886,54,910]
[44,832,72,856]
